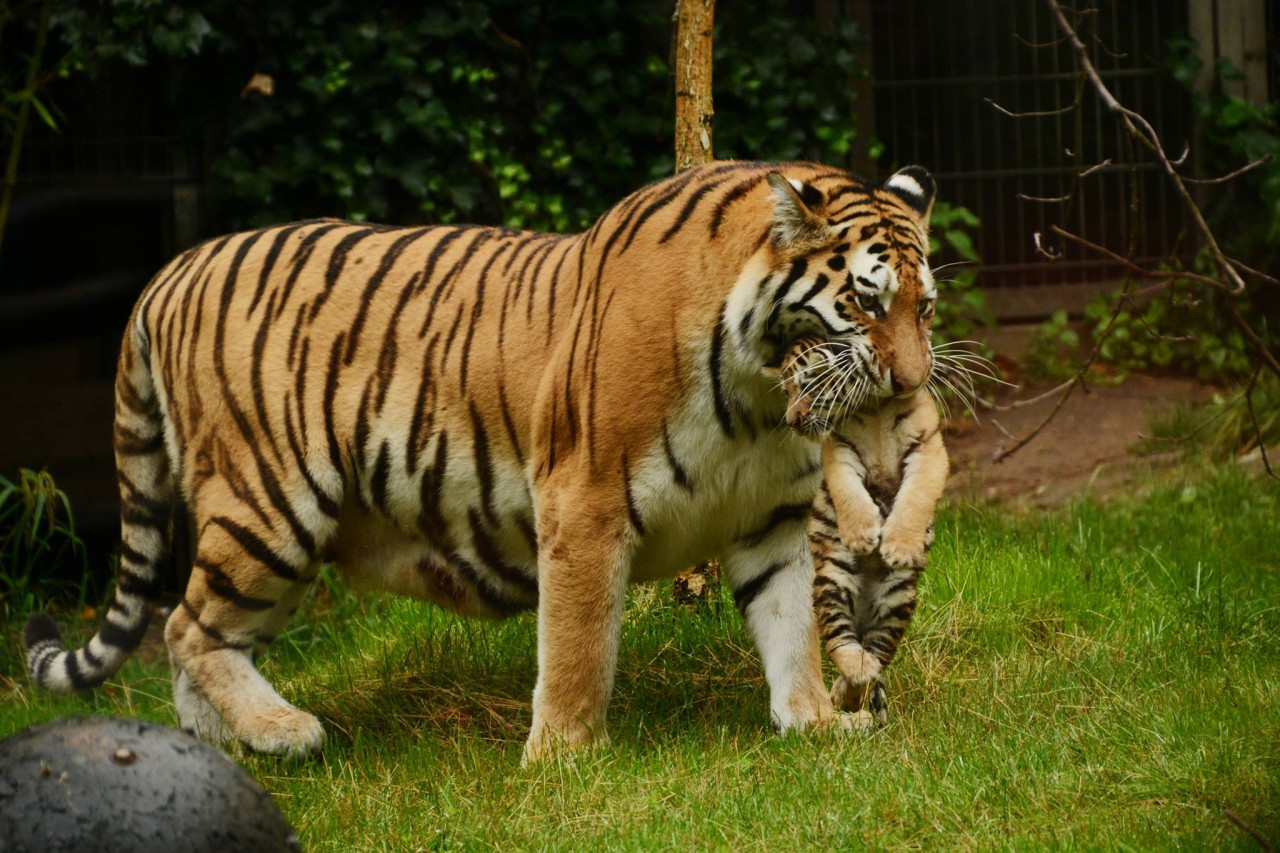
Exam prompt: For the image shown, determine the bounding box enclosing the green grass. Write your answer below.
[4,465,1278,850]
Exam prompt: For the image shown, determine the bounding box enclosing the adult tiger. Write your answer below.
[24,161,938,762]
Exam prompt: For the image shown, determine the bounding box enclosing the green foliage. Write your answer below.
[44,1,867,232]
[1025,309,1081,381]
[928,202,993,345]
[0,468,88,620]
[1148,373,1280,462]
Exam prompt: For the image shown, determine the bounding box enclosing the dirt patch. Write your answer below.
[944,373,1214,507]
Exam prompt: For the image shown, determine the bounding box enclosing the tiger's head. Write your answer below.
[758,166,938,437]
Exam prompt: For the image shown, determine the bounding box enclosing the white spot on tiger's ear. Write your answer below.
[883,166,936,220]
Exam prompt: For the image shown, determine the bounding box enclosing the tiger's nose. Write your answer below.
[890,374,906,394]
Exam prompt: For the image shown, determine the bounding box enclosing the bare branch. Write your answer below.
[1049,225,1231,291]
[1045,0,1248,294]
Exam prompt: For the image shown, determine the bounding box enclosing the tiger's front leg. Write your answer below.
[523,485,631,764]
[723,529,833,734]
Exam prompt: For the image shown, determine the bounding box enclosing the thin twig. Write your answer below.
[1079,158,1112,177]
[1018,193,1070,204]
[1181,153,1273,185]
[1243,367,1278,480]
[985,97,1075,119]
[991,377,1075,411]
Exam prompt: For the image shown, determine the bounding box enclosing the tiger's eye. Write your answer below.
[856,291,880,315]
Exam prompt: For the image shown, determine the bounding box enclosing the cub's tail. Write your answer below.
[24,306,175,691]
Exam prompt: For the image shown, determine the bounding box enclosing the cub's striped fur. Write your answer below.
[25,161,939,760]
[779,336,949,725]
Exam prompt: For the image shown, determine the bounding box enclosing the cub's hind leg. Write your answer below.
[166,484,331,756]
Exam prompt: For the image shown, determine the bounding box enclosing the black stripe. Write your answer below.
[405,335,440,473]
[659,174,736,244]
[422,230,495,335]
[276,223,347,313]
[208,516,300,581]
[322,333,347,476]
[307,226,378,321]
[733,561,786,614]
[98,608,151,651]
[197,559,277,611]
[180,599,253,650]
[114,427,164,456]
[618,171,698,253]
[710,174,766,238]
[344,227,431,365]
[497,381,525,468]
[709,312,734,438]
[446,553,526,617]
[466,509,538,595]
[661,423,692,492]
[247,223,307,318]
[793,273,832,307]
[739,502,811,547]
[470,403,499,527]
[63,648,87,688]
[417,432,451,547]
[621,451,645,536]
[370,440,392,516]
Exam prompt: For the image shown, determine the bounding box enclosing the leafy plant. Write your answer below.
[0,468,89,620]
[1025,309,1081,381]
[928,202,993,345]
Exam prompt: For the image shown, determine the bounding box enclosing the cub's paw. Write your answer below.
[832,709,877,733]
[878,525,928,570]
[837,515,882,557]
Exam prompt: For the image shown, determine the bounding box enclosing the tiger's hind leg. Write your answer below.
[171,561,320,752]
[166,485,331,756]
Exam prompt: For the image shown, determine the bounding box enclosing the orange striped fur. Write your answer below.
[26,161,939,759]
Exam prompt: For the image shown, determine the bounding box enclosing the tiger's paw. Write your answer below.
[235,705,325,757]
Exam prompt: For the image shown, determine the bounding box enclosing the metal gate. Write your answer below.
[868,0,1196,319]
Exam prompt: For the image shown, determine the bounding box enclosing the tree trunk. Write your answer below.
[671,0,721,603]
[673,0,714,171]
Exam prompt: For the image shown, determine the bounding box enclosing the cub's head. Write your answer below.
[759,166,938,436]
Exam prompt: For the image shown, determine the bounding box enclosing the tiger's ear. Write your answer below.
[766,173,831,252]
[883,166,936,222]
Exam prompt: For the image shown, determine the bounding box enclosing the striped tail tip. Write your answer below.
[23,613,72,691]
[23,610,141,694]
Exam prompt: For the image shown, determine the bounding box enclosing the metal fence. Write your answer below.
[870,0,1196,319]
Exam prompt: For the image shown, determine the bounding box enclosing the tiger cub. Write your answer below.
[778,337,949,727]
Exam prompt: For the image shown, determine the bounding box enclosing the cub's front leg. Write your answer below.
[822,439,883,555]
[878,420,949,571]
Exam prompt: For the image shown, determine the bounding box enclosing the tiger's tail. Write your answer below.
[24,305,175,692]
